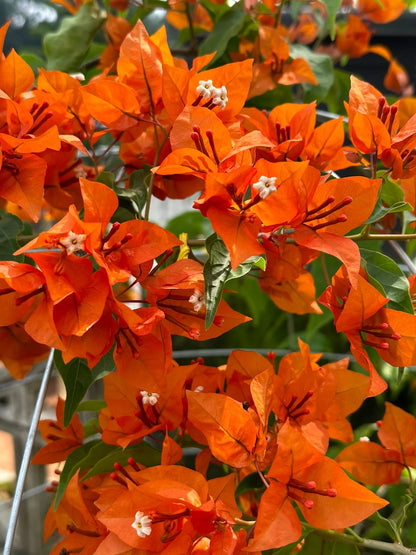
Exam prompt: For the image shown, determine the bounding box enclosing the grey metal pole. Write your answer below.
[3,348,55,555]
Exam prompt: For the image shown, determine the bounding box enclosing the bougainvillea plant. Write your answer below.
[2,0,416,552]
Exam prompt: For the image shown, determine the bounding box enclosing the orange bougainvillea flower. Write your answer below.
[273,339,369,446]
[32,397,84,464]
[336,15,372,59]
[337,401,416,485]
[247,428,387,551]
[248,25,317,99]
[95,465,243,553]
[319,265,416,396]
[142,258,250,340]
[347,76,416,179]
[186,390,268,468]
[258,236,321,315]
[44,471,107,555]
[16,177,181,286]
[357,0,406,23]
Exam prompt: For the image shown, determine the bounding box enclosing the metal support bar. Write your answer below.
[3,349,55,555]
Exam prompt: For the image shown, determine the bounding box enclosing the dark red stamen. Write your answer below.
[381,105,390,124]
[31,101,49,120]
[128,457,141,471]
[191,125,209,157]
[388,105,398,135]
[377,97,386,119]
[29,102,40,115]
[102,233,132,255]
[0,287,14,296]
[305,196,352,223]
[362,339,389,350]
[113,461,138,485]
[110,471,127,487]
[15,285,45,306]
[30,111,53,133]
[46,434,62,441]
[192,93,203,107]
[290,390,314,413]
[102,222,121,245]
[205,129,220,165]
[66,523,101,537]
[148,248,173,277]
[305,196,335,219]
[310,214,347,231]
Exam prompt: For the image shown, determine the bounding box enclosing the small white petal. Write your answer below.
[211,85,228,110]
[252,175,277,199]
[60,231,86,255]
[189,289,205,312]
[132,510,152,538]
[196,79,214,99]
[140,391,160,406]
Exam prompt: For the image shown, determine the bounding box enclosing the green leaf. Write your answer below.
[364,199,412,224]
[128,168,151,216]
[82,442,161,480]
[245,85,294,110]
[198,5,246,64]
[43,2,106,72]
[54,439,101,508]
[203,233,231,329]
[76,400,107,412]
[321,68,350,115]
[166,211,213,239]
[54,351,114,427]
[300,531,360,554]
[19,53,46,75]
[97,169,149,219]
[225,255,265,282]
[290,44,334,102]
[321,0,342,40]
[360,248,414,314]
[380,175,405,206]
[0,212,24,261]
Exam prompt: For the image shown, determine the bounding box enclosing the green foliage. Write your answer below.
[43,2,105,72]
[54,350,114,427]
[360,248,414,313]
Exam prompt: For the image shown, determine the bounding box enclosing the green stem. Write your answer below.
[303,524,415,554]
[347,233,416,241]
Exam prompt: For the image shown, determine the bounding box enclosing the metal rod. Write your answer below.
[3,348,55,555]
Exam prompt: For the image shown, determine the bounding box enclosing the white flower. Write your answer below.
[211,85,228,110]
[60,231,86,255]
[131,511,152,538]
[193,385,204,393]
[189,289,205,312]
[140,390,160,406]
[196,79,214,99]
[252,175,277,199]
[359,436,370,442]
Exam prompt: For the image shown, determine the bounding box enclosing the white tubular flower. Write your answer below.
[252,175,277,199]
[131,511,152,538]
[60,231,86,255]
[189,289,205,312]
[140,391,160,406]
[359,436,371,442]
[211,85,228,110]
[196,79,214,99]
[193,385,204,393]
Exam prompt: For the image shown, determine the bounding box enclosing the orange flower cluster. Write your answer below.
[0,4,415,552]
